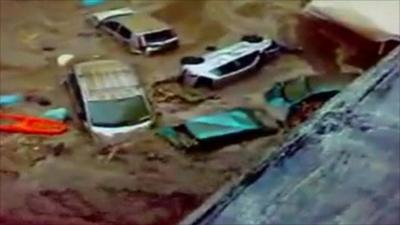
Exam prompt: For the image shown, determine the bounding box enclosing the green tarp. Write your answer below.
[157,108,267,149]
[186,109,261,140]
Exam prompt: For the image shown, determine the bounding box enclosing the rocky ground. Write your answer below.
[0,0,388,225]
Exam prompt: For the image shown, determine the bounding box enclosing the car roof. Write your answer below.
[183,40,271,75]
[73,60,143,101]
[107,13,170,34]
[90,7,134,23]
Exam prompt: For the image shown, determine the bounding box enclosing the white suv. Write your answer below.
[180,35,281,88]
[88,8,179,55]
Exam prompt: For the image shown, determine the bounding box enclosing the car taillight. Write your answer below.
[139,36,146,47]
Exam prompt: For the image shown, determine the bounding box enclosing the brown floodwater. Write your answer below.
[1,0,397,225]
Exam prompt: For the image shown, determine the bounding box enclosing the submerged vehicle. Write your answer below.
[157,108,277,150]
[88,7,179,55]
[64,59,153,143]
[179,35,281,88]
[265,73,358,123]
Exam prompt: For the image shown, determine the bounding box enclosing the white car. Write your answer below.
[64,60,153,143]
[180,35,281,88]
[87,7,179,55]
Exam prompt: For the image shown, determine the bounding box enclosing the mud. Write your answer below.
[0,0,395,225]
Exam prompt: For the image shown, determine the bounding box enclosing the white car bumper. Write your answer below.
[90,120,152,145]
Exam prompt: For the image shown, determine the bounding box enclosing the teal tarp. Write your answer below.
[156,108,266,149]
[185,109,261,140]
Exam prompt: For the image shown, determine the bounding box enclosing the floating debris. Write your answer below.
[47,143,67,156]
[25,94,52,106]
[81,0,105,7]
[57,54,75,67]
[42,108,69,121]
[0,94,24,107]
[264,73,358,123]
[41,46,56,52]
[157,108,277,150]
[0,113,68,135]
[152,80,214,104]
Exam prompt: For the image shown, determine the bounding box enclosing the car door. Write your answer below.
[218,51,260,77]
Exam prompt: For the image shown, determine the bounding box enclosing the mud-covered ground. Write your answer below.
[0,1,390,225]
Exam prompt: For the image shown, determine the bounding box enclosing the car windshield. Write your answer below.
[88,96,150,127]
[143,30,174,43]
[211,51,259,76]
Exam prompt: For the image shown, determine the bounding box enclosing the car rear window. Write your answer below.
[211,51,259,76]
[143,30,174,43]
[88,96,150,127]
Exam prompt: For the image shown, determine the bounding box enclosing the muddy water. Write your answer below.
[0,0,394,225]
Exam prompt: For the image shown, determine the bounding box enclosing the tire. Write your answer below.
[180,56,205,65]
[241,35,263,43]
[177,75,184,84]
[194,77,213,88]
[205,46,217,51]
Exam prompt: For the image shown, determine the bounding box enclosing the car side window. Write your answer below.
[104,21,120,31]
[119,26,132,39]
[213,51,259,76]
[68,74,87,120]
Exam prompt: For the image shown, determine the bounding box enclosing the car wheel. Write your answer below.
[180,56,205,65]
[205,46,217,51]
[241,35,264,43]
[177,75,184,83]
[194,77,213,88]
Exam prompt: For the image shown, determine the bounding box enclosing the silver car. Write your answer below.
[64,60,153,143]
[88,8,179,55]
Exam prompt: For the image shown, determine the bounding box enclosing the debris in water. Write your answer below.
[0,170,20,179]
[25,94,52,106]
[153,81,214,104]
[264,73,358,122]
[81,0,105,7]
[106,146,121,163]
[157,108,277,150]
[287,91,337,127]
[42,108,69,121]
[42,46,56,52]
[0,113,68,135]
[57,54,75,67]
[77,31,102,37]
[47,143,67,156]
[145,152,168,162]
[205,46,217,51]
[0,94,24,107]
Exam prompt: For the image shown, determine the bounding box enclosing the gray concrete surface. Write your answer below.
[183,47,400,225]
